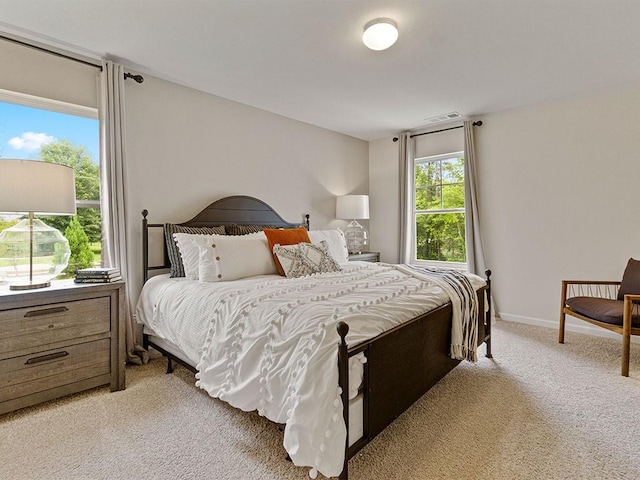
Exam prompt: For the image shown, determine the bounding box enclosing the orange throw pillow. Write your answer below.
[263,227,311,276]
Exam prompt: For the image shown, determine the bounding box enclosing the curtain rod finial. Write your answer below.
[124,72,144,83]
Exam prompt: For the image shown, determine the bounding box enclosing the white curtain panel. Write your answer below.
[398,132,414,264]
[100,61,148,365]
[463,121,487,275]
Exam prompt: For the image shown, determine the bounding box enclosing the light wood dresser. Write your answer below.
[0,281,125,415]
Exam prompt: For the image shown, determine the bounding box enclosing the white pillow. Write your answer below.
[308,229,349,264]
[173,232,224,280]
[198,233,278,282]
[273,240,341,278]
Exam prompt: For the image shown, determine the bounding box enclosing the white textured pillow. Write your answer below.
[273,240,341,278]
[308,229,349,264]
[198,233,277,282]
[173,232,225,280]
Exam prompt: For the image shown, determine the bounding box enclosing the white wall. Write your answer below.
[124,75,369,297]
[369,82,640,336]
[477,83,640,332]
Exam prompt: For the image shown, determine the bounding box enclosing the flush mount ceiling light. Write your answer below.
[362,18,398,51]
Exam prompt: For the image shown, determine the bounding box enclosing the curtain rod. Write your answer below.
[392,120,483,142]
[0,34,103,70]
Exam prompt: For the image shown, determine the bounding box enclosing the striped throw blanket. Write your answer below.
[395,265,480,362]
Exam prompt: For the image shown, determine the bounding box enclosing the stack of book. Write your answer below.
[74,267,122,284]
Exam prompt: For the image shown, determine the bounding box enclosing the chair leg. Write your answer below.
[622,297,633,377]
[622,334,630,377]
[559,310,566,344]
[559,281,568,344]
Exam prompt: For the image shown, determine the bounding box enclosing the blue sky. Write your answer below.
[0,101,99,163]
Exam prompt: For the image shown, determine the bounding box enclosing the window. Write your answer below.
[0,93,101,278]
[413,151,466,267]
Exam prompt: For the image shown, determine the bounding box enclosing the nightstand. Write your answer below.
[0,281,125,415]
[348,252,380,263]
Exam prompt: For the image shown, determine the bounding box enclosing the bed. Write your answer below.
[135,195,492,479]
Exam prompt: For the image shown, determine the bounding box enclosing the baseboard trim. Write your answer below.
[497,312,640,344]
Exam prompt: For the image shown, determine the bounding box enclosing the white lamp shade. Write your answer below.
[336,195,369,220]
[0,159,76,215]
[362,18,398,51]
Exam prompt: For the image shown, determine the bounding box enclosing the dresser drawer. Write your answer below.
[0,297,111,359]
[0,338,110,404]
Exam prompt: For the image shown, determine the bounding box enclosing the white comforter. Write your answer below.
[136,262,485,478]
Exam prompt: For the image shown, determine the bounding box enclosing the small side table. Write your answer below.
[0,280,125,415]
[348,252,380,263]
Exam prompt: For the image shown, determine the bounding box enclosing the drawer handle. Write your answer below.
[24,306,69,317]
[25,351,70,365]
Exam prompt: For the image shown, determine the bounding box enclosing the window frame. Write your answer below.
[0,91,102,273]
[411,150,467,269]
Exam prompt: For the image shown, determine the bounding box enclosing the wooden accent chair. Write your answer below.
[559,258,640,376]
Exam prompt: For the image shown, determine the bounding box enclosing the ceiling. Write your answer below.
[1,0,640,141]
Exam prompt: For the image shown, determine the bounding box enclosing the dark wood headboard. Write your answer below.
[142,195,310,282]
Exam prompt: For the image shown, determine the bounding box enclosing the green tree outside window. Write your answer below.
[36,140,102,245]
[63,215,94,274]
[414,155,466,263]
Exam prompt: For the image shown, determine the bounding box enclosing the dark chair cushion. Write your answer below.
[565,296,640,326]
[617,258,640,300]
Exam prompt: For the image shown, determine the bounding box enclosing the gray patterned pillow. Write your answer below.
[273,240,341,278]
[164,223,225,277]
[225,224,280,235]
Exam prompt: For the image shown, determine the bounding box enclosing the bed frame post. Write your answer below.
[337,321,350,480]
[142,209,149,283]
[485,269,493,358]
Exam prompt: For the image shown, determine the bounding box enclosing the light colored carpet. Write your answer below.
[1,320,639,480]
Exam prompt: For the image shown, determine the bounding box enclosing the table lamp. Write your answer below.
[0,159,76,290]
[336,194,369,254]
